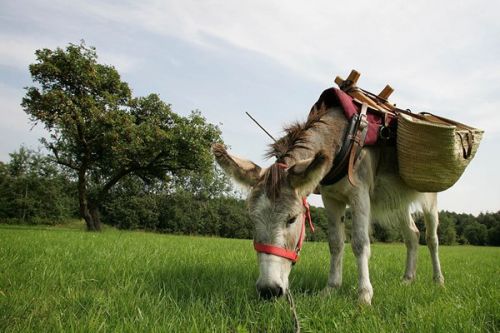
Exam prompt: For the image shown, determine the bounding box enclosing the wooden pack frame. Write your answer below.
[334,69,398,116]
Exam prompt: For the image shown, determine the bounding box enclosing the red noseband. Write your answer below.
[253,197,314,263]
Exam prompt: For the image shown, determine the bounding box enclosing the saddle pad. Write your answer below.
[316,88,396,145]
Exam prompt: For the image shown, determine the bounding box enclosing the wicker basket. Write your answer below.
[397,112,483,192]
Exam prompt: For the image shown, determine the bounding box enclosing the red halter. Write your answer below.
[253,197,314,263]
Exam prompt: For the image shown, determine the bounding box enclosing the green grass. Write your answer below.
[0,224,498,332]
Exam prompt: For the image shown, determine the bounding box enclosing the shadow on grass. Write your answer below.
[143,258,356,304]
[0,224,85,232]
[144,260,259,303]
[291,276,357,300]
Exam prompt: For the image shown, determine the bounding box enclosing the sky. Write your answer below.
[0,0,499,214]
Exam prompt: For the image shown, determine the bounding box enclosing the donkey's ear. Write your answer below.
[212,143,262,187]
[288,151,329,195]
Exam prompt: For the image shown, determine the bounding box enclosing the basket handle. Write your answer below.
[457,131,474,159]
[419,112,477,130]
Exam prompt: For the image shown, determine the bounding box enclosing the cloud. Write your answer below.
[0,83,47,161]
[0,83,30,129]
[0,32,139,74]
[98,51,141,74]
[60,0,500,134]
[0,34,42,70]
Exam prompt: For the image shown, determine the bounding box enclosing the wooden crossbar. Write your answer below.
[335,70,398,115]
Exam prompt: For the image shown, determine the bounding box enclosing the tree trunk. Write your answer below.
[78,168,101,231]
[82,205,97,231]
[88,201,102,231]
[21,181,28,223]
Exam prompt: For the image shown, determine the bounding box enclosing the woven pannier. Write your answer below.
[397,112,483,192]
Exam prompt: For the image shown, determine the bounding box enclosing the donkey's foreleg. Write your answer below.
[423,195,444,285]
[351,192,373,305]
[400,211,420,282]
[322,197,346,290]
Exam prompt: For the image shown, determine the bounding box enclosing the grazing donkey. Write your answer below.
[213,88,444,304]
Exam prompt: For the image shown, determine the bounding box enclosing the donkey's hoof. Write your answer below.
[320,286,338,297]
[433,275,445,286]
[320,287,332,297]
[358,288,373,306]
[402,275,416,285]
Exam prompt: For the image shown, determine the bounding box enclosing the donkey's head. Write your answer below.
[212,143,329,299]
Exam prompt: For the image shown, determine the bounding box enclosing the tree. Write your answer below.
[463,222,488,245]
[22,42,223,231]
[101,175,160,230]
[437,214,457,245]
[487,223,500,246]
[0,147,76,223]
[307,206,328,242]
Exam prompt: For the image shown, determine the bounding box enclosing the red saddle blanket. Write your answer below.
[317,88,397,145]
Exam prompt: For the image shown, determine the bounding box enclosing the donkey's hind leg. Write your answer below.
[422,193,445,285]
[399,210,420,282]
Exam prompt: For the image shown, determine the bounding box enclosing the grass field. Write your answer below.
[0,224,499,332]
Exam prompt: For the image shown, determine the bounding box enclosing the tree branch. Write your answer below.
[97,164,138,201]
[50,145,80,171]
[96,151,196,201]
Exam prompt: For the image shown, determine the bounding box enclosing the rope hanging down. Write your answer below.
[286,290,301,333]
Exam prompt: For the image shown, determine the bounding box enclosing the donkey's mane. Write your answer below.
[262,89,335,200]
[265,105,329,161]
[262,163,288,201]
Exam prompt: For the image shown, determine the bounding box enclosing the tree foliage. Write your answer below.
[22,42,223,231]
[0,147,77,223]
[463,222,488,245]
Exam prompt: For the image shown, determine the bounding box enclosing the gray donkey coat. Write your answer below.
[213,89,443,304]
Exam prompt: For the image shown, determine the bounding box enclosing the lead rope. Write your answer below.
[286,290,301,333]
[284,199,314,333]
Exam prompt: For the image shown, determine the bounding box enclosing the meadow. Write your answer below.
[0,224,498,332]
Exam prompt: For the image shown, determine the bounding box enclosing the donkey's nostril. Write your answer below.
[257,283,284,300]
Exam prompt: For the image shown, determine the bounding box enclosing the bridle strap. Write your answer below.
[302,198,314,233]
[276,162,289,169]
[254,242,299,262]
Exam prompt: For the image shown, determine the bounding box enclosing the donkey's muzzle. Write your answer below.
[257,282,284,300]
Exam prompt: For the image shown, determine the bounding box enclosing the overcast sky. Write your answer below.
[0,0,498,214]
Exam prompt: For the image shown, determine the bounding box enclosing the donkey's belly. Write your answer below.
[321,166,421,220]
[370,173,421,219]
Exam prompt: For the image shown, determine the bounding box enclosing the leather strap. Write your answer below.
[347,103,368,186]
[321,104,368,186]
[320,115,358,185]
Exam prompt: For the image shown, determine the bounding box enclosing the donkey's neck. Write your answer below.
[281,107,347,176]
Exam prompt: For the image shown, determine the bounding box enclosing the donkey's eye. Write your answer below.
[286,216,297,225]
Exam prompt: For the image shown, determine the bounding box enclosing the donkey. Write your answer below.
[212,88,444,304]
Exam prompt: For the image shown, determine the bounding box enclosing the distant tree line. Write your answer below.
[1,148,499,246]
[0,148,77,224]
